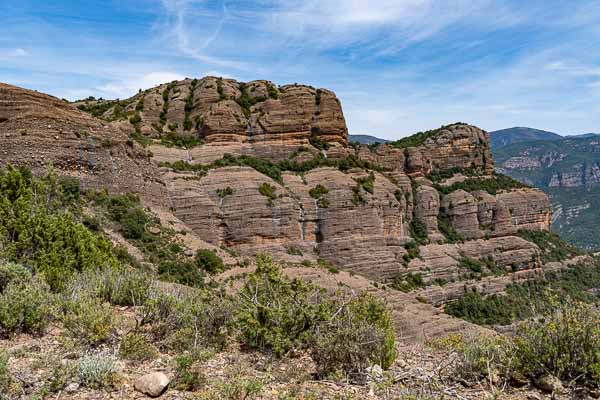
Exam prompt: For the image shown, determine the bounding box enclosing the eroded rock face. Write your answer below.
[353,124,494,176]
[441,190,483,240]
[1,82,557,311]
[104,77,348,155]
[0,83,167,203]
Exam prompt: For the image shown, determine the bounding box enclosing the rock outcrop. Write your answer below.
[84,77,348,159]
[2,80,556,313]
[0,83,167,203]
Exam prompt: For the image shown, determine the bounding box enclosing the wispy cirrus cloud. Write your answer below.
[2,0,600,136]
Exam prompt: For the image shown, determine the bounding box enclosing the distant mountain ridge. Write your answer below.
[489,127,562,148]
[491,129,600,250]
[348,134,389,144]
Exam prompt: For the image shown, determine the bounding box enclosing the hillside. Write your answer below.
[489,127,562,148]
[0,79,598,399]
[493,135,600,250]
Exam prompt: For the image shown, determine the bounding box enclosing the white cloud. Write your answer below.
[96,71,186,98]
[160,0,250,70]
[0,48,29,60]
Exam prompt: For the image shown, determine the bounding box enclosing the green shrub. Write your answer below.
[432,334,514,384]
[446,262,600,325]
[140,289,233,352]
[0,166,118,291]
[0,277,53,338]
[69,267,153,307]
[514,299,600,385]
[0,351,10,393]
[516,229,582,263]
[389,124,464,149]
[286,247,303,256]
[438,214,464,243]
[458,257,483,273]
[234,255,330,356]
[309,185,329,199]
[119,333,158,362]
[60,292,116,345]
[409,220,428,245]
[311,293,397,379]
[391,272,425,293]
[173,349,212,391]
[77,353,119,389]
[195,249,224,274]
[403,241,420,261]
[258,182,277,202]
[309,185,329,208]
[217,187,234,198]
[58,176,81,202]
[216,375,264,399]
[435,172,528,195]
[120,208,148,239]
[0,262,31,293]
[0,350,13,398]
[158,260,205,287]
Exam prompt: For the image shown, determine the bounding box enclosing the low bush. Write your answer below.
[0,277,53,338]
[516,229,582,263]
[514,299,600,385]
[258,182,277,202]
[0,351,11,393]
[0,262,31,293]
[391,272,425,293]
[76,353,119,389]
[158,260,205,288]
[234,255,331,356]
[60,292,116,345]
[435,172,528,195]
[69,267,153,307]
[409,220,428,245]
[216,374,264,399]
[195,249,224,274]
[119,333,158,362]
[431,333,514,385]
[217,187,234,198]
[141,289,233,352]
[0,166,119,291]
[445,262,600,325]
[173,349,212,391]
[310,293,396,379]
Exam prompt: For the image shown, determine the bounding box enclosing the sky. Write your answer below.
[1,1,600,139]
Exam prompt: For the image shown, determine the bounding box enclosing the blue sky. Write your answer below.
[1,0,600,139]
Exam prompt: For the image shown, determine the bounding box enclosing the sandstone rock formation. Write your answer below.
[0,83,167,203]
[85,77,348,158]
[2,80,557,317]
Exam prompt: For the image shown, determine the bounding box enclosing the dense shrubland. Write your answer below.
[445,262,600,325]
[436,299,599,389]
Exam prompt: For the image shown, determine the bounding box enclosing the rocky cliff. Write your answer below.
[2,79,556,312]
[0,83,166,201]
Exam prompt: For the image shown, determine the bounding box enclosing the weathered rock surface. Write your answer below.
[353,124,494,175]
[91,77,347,159]
[134,372,170,397]
[2,81,557,317]
[0,83,168,203]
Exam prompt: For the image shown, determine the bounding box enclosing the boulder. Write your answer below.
[134,372,170,397]
[533,374,563,394]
